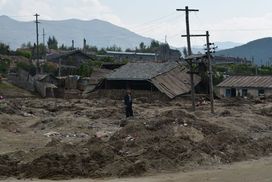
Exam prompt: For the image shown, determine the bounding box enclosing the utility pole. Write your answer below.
[42,28,46,47]
[34,13,40,74]
[182,31,215,113]
[58,58,61,77]
[41,28,46,74]
[205,31,215,114]
[177,6,199,111]
[72,40,75,50]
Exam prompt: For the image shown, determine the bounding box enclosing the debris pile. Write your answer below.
[0,98,272,179]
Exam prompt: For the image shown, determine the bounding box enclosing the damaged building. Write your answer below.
[99,62,201,99]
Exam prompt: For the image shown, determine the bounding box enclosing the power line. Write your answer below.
[130,12,178,30]
[132,15,182,33]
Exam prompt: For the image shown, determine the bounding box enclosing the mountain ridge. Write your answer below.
[0,15,153,50]
[216,37,272,65]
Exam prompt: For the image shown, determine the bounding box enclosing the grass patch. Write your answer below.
[0,82,16,89]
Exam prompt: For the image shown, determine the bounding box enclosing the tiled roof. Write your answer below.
[106,62,179,80]
[217,76,272,88]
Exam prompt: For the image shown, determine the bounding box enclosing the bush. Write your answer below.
[16,62,36,76]
[0,59,10,75]
[16,50,32,59]
[42,62,58,75]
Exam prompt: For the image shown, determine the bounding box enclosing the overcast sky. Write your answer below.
[1,0,272,47]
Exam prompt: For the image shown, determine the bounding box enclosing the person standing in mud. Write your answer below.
[124,89,133,118]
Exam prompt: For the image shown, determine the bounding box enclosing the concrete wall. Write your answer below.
[8,70,35,92]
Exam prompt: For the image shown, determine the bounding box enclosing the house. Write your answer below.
[105,47,181,63]
[217,76,272,98]
[106,51,158,62]
[47,50,94,68]
[100,62,201,99]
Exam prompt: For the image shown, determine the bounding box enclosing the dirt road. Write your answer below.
[3,156,272,182]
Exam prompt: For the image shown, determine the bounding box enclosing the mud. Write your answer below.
[0,97,272,180]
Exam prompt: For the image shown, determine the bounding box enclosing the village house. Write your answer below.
[217,76,272,98]
[105,47,181,63]
[106,51,158,62]
[98,62,201,99]
[46,50,94,75]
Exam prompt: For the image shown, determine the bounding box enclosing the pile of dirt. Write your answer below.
[1,97,272,180]
[1,107,272,180]
[260,106,272,116]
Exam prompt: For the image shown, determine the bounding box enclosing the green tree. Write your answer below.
[42,62,58,74]
[139,42,146,51]
[47,36,58,50]
[16,62,36,76]
[0,42,10,55]
[106,45,122,52]
[0,59,10,75]
[16,50,32,59]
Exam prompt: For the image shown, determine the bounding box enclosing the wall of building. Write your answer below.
[107,53,157,62]
[219,87,272,97]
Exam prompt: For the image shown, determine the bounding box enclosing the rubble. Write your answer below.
[0,97,271,179]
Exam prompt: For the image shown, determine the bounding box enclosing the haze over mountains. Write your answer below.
[0,15,152,50]
[0,15,271,65]
[216,37,272,65]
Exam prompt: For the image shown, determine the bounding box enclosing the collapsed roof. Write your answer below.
[105,62,201,99]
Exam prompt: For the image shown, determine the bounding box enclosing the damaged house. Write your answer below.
[99,62,201,99]
[34,74,59,98]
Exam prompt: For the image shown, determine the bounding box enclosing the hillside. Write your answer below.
[216,37,272,65]
[0,15,152,50]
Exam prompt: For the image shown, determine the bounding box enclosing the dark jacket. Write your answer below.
[124,94,132,107]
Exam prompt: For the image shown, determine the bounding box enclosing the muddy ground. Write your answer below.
[0,94,272,180]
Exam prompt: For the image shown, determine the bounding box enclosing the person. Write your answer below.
[124,89,133,118]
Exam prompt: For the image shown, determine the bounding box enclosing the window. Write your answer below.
[242,89,248,97]
[225,89,231,97]
[258,89,265,96]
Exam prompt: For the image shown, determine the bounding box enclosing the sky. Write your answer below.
[1,0,272,47]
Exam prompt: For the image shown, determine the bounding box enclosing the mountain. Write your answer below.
[0,15,153,50]
[177,41,241,55]
[214,41,242,50]
[216,38,272,65]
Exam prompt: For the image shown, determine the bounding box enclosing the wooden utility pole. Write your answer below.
[34,13,40,74]
[182,32,215,113]
[177,6,199,111]
[41,28,46,74]
[58,58,61,77]
[42,28,46,47]
[205,31,215,114]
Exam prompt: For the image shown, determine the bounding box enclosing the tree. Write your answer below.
[150,40,160,50]
[47,36,58,50]
[139,42,146,51]
[0,42,10,55]
[0,58,10,75]
[106,45,122,52]
[84,45,98,52]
